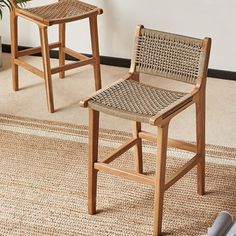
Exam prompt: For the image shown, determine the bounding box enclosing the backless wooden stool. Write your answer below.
[10,0,103,113]
[81,25,211,236]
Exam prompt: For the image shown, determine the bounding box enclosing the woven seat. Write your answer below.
[81,25,211,236]
[89,79,187,123]
[17,0,102,26]
[10,0,103,112]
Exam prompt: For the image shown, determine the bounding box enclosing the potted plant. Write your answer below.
[0,0,31,18]
[0,0,30,66]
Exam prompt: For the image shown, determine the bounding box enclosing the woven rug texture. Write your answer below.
[0,114,235,236]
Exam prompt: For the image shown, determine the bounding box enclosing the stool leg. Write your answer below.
[153,124,169,236]
[88,108,99,214]
[196,92,205,195]
[59,23,65,79]
[10,11,19,91]
[89,15,102,90]
[39,26,54,113]
[132,121,143,173]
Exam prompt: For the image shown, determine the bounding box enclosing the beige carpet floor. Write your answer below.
[0,114,235,236]
[0,53,236,147]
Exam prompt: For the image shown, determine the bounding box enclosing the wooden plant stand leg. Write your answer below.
[88,108,99,214]
[153,124,169,236]
[10,11,19,91]
[196,92,206,195]
[89,15,101,90]
[59,23,66,79]
[132,121,143,173]
[39,26,54,113]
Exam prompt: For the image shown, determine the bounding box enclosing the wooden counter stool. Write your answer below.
[10,0,103,113]
[81,25,211,236]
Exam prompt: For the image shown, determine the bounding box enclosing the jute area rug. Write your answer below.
[0,114,235,236]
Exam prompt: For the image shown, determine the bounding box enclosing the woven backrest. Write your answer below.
[132,28,206,84]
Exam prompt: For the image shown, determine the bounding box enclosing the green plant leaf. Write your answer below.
[0,0,31,19]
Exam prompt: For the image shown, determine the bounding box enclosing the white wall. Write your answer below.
[1,0,236,71]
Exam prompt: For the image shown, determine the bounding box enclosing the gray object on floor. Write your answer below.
[207,211,236,236]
